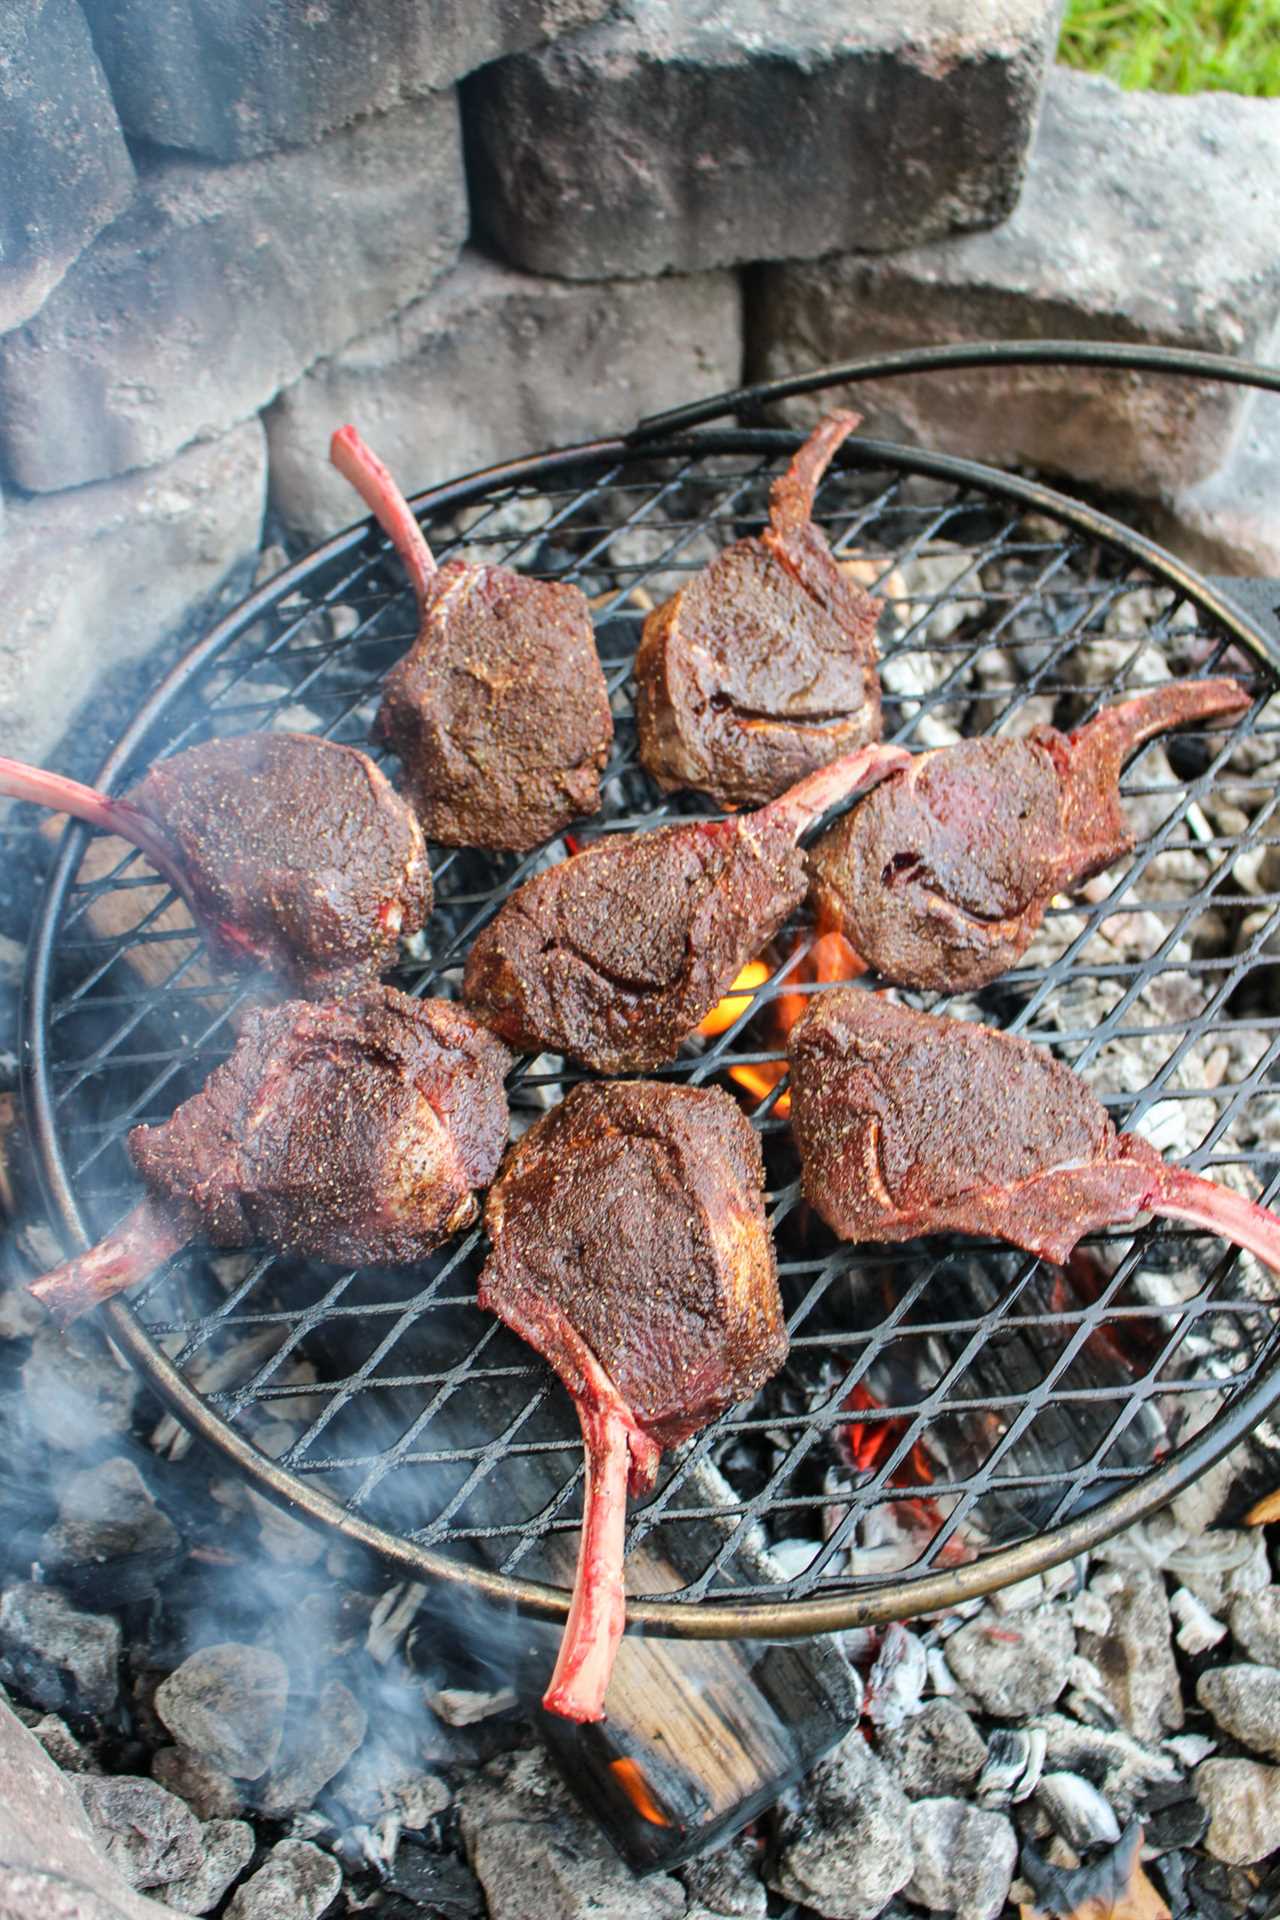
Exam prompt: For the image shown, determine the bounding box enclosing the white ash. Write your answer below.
[427,1684,518,1727]
[603,522,720,604]
[1170,1586,1228,1655]
[768,1730,915,1920]
[906,1796,1017,1920]
[974,1728,1046,1809]
[944,1604,1075,1720]
[1035,1769,1122,1850]
[864,1623,929,1730]
[1230,1587,1280,1667]
[0,1581,121,1715]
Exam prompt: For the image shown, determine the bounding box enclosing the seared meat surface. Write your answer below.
[30,987,512,1324]
[0,732,432,998]
[332,427,612,852]
[635,412,882,809]
[480,1080,786,1720]
[788,990,1280,1277]
[463,744,908,1072]
[809,679,1250,992]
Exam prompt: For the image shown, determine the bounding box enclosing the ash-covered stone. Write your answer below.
[458,1749,684,1920]
[154,1645,289,1782]
[83,0,612,161]
[265,249,743,539]
[466,0,1058,279]
[0,0,134,334]
[151,1746,244,1822]
[906,1797,1017,1920]
[1033,1713,1180,1821]
[1078,1567,1183,1743]
[0,1583,120,1716]
[78,1776,203,1889]
[20,1328,140,1454]
[223,1838,341,1920]
[41,1457,182,1607]
[879,1699,988,1799]
[0,98,466,493]
[257,1678,367,1815]
[1230,1587,1280,1667]
[769,1730,914,1920]
[161,1819,255,1917]
[1197,1664,1280,1761]
[681,1837,766,1919]
[750,68,1280,497]
[944,1603,1075,1719]
[1196,1757,1280,1866]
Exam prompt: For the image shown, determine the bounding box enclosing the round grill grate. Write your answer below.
[22,388,1280,1636]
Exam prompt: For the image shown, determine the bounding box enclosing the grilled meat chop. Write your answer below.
[635,412,883,809]
[30,987,512,1325]
[0,733,432,997]
[788,990,1280,1276]
[480,1080,786,1721]
[463,744,909,1072]
[331,427,613,852]
[808,679,1250,992]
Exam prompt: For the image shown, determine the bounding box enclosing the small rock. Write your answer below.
[1230,1587,1280,1666]
[1077,1567,1182,1743]
[152,1745,244,1821]
[224,1839,341,1920]
[257,1679,367,1815]
[879,1700,988,1799]
[906,1798,1017,1920]
[154,1645,289,1781]
[79,1775,203,1888]
[1197,1664,1280,1761]
[162,1818,256,1916]
[43,1458,182,1602]
[458,1749,684,1920]
[944,1604,1075,1719]
[1196,1757,1280,1865]
[681,1837,766,1919]
[30,1713,92,1773]
[0,1583,120,1714]
[20,1327,139,1453]
[769,1731,914,1920]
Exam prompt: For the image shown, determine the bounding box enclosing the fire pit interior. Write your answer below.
[24,414,1280,1649]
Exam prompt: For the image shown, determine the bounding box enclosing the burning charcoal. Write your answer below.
[1020,1818,1162,1920]
[1230,1587,1280,1666]
[385,1841,485,1919]
[1034,1714,1179,1821]
[1035,1770,1122,1850]
[1076,1567,1183,1744]
[905,1798,1017,1920]
[1196,1758,1280,1866]
[154,1644,289,1782]
[0,732,433,998]
[0,1582,120,1715]
[1141,1785,1210,1856]
[457,1749,685,1920]
[634,412,883,810]
[331,426,612,853]
[680,1837,767,1920]
[224,1838,343,1920]
[768,1730,914,1919]
[1197,1664,1280,1760]
[878,1699,988,1800]
[1169,1585,1228,1655]
[257,1678,367,1816]
[974,1728,1047,1809]
[944,1605,1075,1720]
[152,1744,245,1821]
[78,1774,204,1888]
[162,1818,256,1916]
[864,1623,928,1730]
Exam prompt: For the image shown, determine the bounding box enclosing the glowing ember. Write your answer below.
[699,931,864,1115]
[609,1756,671,1826]
[697,959,771,1036]
[839,1381,965,1561]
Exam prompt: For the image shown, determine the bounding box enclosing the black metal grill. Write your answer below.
[22,369,1280,1636]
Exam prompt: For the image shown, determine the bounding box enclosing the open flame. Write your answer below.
[839,1381,966,1563]
[696,928,864,1114]
[608,1756,671,1826]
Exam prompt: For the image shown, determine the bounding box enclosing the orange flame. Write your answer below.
[697,960,771,1036]
[609,1757,671,1826]
[696,930,865,1116]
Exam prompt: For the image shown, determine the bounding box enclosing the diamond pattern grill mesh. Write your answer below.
[27,432,1280,1615]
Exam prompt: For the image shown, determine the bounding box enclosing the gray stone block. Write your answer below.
[0,419,266,765]
[749,69,1280,496]
[1152,398,1280,579]
[0,96,466,492]
[466,0,1060,280]
[266,248,743,537]
[81,0,614,161]
[0,0,134,333]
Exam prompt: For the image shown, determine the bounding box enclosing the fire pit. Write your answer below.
[22,348,1280,1678]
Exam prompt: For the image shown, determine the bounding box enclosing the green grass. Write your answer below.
[1058,0,1280,96]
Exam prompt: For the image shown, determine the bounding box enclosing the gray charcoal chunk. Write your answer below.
[223,1839,341,1920]
[945,1604,1075,1719]
[1077,1567,1183,1743]
[78,1776,203,1889]
[1230,1588,1280,1668]
[879,1699,988,1799]
[681,1837,766,1918]
[154,1646,289,1782]
[1197,1664,1280,1761]
[0,1584,121,1716]
[44,1458,180,1567]
[906,1798,1017,1920]
[1197,1758,1280,1866]
[768,1730,915,1920]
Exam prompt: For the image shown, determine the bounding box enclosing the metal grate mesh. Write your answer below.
[25,429,1280,1621]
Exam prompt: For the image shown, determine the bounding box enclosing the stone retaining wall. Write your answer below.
[0,0,1276,766]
